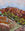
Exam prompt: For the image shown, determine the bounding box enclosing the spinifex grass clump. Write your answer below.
[0,8,25,25]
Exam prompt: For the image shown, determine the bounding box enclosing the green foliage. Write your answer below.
[13,16,20,21]
[18,18,25,25]
[3,12,7,16]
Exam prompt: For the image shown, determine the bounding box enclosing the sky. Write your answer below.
[0,0,25,11]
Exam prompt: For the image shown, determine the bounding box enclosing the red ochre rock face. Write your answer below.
[0,24,10,31]
[14,27,23,31]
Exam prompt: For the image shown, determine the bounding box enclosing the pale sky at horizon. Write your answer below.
[0,0,25,11]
